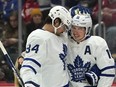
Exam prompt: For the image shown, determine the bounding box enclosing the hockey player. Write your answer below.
[20,6,72,87]
[67,14,115,87]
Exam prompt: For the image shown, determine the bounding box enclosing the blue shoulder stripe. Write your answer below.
[22,65,37,74]
[100,65,115,72]
[24,58,41,67]
[25,81,40,87]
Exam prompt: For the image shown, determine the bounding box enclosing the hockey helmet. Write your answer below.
[72,14,92,35]
[48,6,72,28]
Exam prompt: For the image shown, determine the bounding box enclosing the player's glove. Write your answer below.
[85,64,101,86]
[69,4,91,17]
[85,71,98,86]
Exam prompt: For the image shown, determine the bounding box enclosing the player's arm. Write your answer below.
[20,36,47,87]
[95,38,115,87]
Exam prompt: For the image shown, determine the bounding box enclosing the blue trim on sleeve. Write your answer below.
[22,65,37,74]
[24,58,41,67]
[100,65,115,72]
[25,81,40,87]
[100,74,115,77]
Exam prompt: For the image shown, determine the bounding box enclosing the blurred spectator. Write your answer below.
[0,59,14,82]
[0,0,18,23]
[92,0,116,54]
[92,0,116,27]
[0,10,21,82]
[23,8,43,49]
[0,16,4,39]
[22,0,39,24]
[1,10,19,64]
[26,8,43,35]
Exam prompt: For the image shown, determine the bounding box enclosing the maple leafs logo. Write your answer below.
[67,55,91,82]
[59,44,67,70]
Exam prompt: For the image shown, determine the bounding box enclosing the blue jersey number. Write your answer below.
[26,44,39,53]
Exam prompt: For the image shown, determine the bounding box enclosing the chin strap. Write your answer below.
[52,20,64,34]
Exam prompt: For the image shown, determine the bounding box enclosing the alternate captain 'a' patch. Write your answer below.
[67,55,91,82]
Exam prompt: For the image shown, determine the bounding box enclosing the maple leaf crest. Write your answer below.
[59,44,67,70]
[67,55,91,82]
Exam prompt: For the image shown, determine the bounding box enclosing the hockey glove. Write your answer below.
[85,64,101,86]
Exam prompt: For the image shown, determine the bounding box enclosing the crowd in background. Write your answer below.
[0,0,116,84]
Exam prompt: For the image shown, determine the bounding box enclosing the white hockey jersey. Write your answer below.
[20,29,69,87]
[67,36,115,87]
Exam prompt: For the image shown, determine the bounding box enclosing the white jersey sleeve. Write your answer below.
[93,36,115,87]
[20,30,47,87]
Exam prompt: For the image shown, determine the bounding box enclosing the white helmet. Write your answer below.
[48,6,72,28]
[72,14,92,35]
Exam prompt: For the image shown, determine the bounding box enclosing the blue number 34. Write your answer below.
[26,44,39,53]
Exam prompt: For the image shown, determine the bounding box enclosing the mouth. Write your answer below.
[73,34,79,38]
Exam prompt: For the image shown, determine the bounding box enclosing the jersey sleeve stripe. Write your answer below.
[25,81,40,87]
[22,65,37,74]
[100,74,115,77]
[100,65,115,72]
[24,58,41,67]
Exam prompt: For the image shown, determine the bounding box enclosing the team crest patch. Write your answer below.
[67,55,91,82]
[59,44,67,70]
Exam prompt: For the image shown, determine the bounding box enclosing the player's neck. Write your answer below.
[42,24,54,33]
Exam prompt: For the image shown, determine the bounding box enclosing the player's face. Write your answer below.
[71,25,86,42]
[54,19,68,35]
[56,24,68,35]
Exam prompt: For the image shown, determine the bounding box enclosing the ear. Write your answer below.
[54,18,61,27]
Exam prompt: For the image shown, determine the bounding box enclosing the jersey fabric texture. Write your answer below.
[20,29,69,87]
[67,36,115,87]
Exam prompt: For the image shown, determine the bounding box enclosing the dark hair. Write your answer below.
[44,16,52,24]
[8,10,18,21]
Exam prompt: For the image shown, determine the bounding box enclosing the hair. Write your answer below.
[44,16,52,24]
[8,10,18,22]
